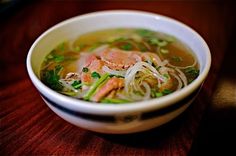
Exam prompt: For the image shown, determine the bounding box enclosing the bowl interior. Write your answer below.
[28,10,211,115]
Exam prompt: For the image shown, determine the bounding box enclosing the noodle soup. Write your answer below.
[40,28,199,103]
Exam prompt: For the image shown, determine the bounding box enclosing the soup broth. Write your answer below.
[40,28,199,103]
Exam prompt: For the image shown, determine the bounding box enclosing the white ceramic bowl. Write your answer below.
[26,10,211,134]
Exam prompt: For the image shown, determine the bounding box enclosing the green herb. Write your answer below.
[53,55,64,63]
[155,92,163,97]
[136,29,153,37]
[185,67,199,75]
[163,74,169,79]
[71,80,82,89]
[151,89,156,98]
[41,65,63,91]
[149,38,158,45]
[184,67,199,83]
[46,53,64,63]
[101,98,130,104]
[160,48,169,54]
[88,44,100,51]
[83,73,110,100]
[58,42,66,51]
[82,67,89,73]
[91,72,101,79]
[162,89,172,95]
[113,37,127,42]
[149,38,168,47]
[172,56,183,62]
[120,43,133,51]
[156,66,161,71]
[61,91,77,96]
[157,40,168,47]
[109,74,124,78]
[75,46,80,52]
[74,44,85,52]
[47,54,54,59]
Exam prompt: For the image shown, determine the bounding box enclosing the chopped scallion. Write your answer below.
[155,92,163,97]
[82,67,89,73]
[71,80,82,89]
[91,72,101,79]
[83,73,110,100]
[172,56,183,62]
[162,89,172,95]
[163,74,169,79]
[101,98,130,104]
[54,55,64,63]
[120,43,133,51]
[160,49,169,54]
[136,29,153,37]
[58,42,66,51]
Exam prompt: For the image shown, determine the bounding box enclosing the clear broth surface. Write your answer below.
[40,28,199,103]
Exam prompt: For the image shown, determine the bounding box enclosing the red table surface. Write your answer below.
[0,0,235,155]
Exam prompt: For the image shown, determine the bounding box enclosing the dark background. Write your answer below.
[1,0,236,155]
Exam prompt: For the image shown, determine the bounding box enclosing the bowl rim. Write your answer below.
[26,10,211,115]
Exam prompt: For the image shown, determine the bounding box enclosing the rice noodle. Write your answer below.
[102,65,126,77]
[59,79,78,92]
[169,73,183,90]
[175,68,188,87]
[126,62,165,82]
[116,92,130,101]
[124,61,167,100]
[159,59,169,66]
[142,82,151,100]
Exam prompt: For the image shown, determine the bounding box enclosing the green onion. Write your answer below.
[88,44,100,51]
[74,46,80,52]
[74,44,85,52]
[149,38,159,45]
[162,89,172,95]
[61,91,77,96]
[101,98,130,104]
[160,49,169,54]
[157,40,168,47]
[149,38,168,47]
[47,54,54,59]
[58,42,66,51]
[54,55,64,63]
[46,53,64,63]
[136,29,153,37]
[120,43,133,51]
[71,80,82,89]
[82,67,89,73]
[185,67,199,83]
[83,73,110,100]
[156,66,161,71]
[172,56,183,62]
[185,67,199,75]
[41,65,63,91]
[155,92,163,97]
[112,37,127,42]
[91,72,101,79]
[163,74,169,79]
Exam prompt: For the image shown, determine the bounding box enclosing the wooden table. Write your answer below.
[1,0,235,155]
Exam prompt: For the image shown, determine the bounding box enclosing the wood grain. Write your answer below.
[0,0,235,155]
